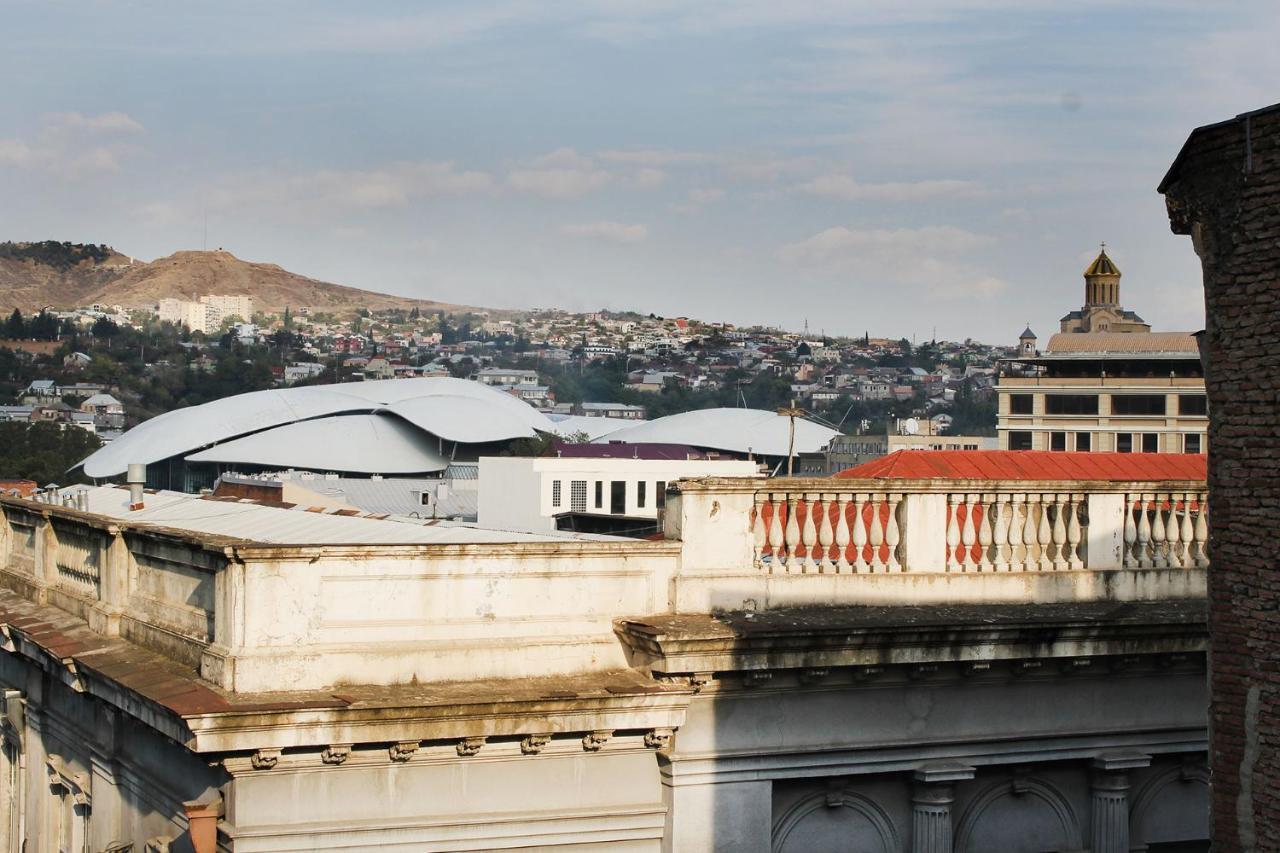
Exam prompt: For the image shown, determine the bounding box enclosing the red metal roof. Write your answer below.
[837,450,1206,482]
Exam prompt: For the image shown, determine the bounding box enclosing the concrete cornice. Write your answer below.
[615,600,1208,676]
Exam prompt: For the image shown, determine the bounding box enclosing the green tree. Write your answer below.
[4,309,25,339]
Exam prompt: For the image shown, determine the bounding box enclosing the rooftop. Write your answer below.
[53,484,611,545]
[838,449,1207,481]
[1043,331,1198,356]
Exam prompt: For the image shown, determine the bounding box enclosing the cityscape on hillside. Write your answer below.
[0,4,1274,853]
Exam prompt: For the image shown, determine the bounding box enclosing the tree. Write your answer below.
[91,317,119,340]
[4,309,24,339]
[0,421,101,485]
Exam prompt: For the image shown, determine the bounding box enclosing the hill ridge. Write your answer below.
[0,243,488,317]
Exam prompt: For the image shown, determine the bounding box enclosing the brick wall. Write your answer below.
[1161,103,1280,851]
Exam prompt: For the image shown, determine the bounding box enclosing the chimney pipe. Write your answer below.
[127,463,146,511]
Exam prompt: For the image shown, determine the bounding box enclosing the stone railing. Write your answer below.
[665,477,1209,612]
[744,488,1209,574]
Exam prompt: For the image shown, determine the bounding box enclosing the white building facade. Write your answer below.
[477,456,761,531]
[0,460,1211,852]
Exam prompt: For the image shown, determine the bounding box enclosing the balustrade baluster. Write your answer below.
[1151,494,1168,568]
[800,494,819,573]
[1020,494,1039,570]
[1035,494,1053,571]
[1066,494,1083,569]
[885,494,902,572]
[1164,493,1183,568]
[960,494,977,572]
[768,493,785,571]
[1178,492,1195,569]
[1193,496,1209,568]
[1051,493,1068,571]
[869,495,886,572]
[817,494,835,573]
[1136,494,1153,568]
[1011,494,1028,571]
[946,494,962,572]
[834,495,851,573]
[1123,495,1138,567]
[851,494,869,573]
[784,495,801,572]
[976,494,994,572]
[752,493,767,568]
[992,496,1011,572]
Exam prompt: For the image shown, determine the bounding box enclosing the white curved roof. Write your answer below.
[79,378,555,478]
[383,394,549,443]
[592,407,839,456]
[185,414,450,474]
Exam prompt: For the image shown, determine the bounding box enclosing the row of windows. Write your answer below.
[1009,393,1207,417]
[1007,431,1202,453]
[552,478,666,514]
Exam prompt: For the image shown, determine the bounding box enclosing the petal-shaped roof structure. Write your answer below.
[81,386,374,478]
[184,414,450,474]
[78,377,555,478]
[593,407,838,457]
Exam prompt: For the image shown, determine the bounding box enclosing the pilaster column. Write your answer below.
[912,761,974,853]
[1090,751,1150,853]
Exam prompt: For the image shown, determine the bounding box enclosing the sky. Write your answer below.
[2,1,1277,342]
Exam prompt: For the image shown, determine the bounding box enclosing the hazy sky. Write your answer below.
[3,1,1276,341]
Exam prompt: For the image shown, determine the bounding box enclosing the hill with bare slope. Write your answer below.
[0,243,488,317]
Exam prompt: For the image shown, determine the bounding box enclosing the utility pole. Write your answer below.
[777,398,807,477]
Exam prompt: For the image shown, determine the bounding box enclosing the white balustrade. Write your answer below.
[742,483,1206,575]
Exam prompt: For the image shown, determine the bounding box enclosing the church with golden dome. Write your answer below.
[1058,245,1151,333]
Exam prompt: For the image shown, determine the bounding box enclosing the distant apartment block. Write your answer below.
[157,294,254,334]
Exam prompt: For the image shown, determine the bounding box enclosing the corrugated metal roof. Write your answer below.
[1044,332,1198,355]
[66,485,599,545]
[838,450,1206,481]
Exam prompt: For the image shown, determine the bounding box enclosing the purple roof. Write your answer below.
[552,441,713,461]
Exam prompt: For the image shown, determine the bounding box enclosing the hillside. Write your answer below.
[0,242,488,317]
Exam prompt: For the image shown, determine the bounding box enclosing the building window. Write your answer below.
[656,481,666,509]
[1045,394,1099,415]
[1050,432,1067,452]
[1179,394,1208,416]
[637,481,647,509]
[610,481,626,514]
[1075,432,1092,452]
[1111,394,1167,416]
[551,480,562,508]
[570,480,588,512]
[1143,433,1159,453]
[1185,433,1203,453]
[1117,433,1134,453]
[594,480,603,509]
[1008,431,1033,451]
[1009,394,1034,415]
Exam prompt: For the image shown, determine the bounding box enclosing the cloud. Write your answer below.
[508,147,612,198]
[672,187,726,213]
[780,225,991,260]
[235,161,492,209]
[596,148,713,166]
[797,174,982,202]
[0,139,35,168]
[0,111,146,177]
[560,221,649,243]
[778,225,1005,299]
[42,111,145,134]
